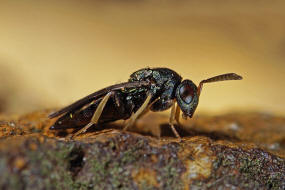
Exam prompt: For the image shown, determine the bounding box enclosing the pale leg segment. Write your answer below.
[70,91,113,139]
[175,104,181,126]
[123,94,152,131]
[169,102,181,141]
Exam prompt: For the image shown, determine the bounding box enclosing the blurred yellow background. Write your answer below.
[0,1,285,115]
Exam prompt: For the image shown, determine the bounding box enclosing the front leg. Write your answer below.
[175,105,182,126]
[169,102,182,141]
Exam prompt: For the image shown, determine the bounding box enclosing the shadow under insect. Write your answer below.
[52,113,240,143]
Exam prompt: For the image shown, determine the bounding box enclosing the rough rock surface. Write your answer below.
[0,110,285,190]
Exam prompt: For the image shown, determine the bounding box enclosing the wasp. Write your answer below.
[49,67,242,140]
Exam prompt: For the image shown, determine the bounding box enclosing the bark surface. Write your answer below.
[0,110,284,189]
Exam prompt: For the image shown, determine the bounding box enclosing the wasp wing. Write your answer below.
[48,81,149,118]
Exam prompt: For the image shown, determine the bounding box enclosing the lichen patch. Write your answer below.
[132,168,159,189]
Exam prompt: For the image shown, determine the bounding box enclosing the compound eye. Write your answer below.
[179,84,194,104]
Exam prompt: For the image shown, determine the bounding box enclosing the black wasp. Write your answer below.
[49,67,242,140]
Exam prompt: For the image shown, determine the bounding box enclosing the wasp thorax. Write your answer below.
[175,79,199,118]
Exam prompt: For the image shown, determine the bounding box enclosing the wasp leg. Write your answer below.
[70,91,114,139]
[169,102,182,141]
[137,97,160,119]
[122,96,158,127]
[123,93,152,131]
[175,104,182,126]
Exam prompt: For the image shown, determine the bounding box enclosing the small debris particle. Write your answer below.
[13,157,27,171]
[228,122,240,131]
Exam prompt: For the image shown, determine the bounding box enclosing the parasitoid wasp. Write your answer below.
[49,67,242,140]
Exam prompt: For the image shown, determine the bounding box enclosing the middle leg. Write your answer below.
[123,93,152,131]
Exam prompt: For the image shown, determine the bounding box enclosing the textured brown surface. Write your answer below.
[0,110,285,189]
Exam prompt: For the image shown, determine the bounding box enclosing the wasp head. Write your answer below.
[175,79,199,118]
[175,73,243,119]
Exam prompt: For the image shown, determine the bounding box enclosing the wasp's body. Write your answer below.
[49,67,242,139]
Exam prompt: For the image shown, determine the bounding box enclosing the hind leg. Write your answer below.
[69,91,114,139]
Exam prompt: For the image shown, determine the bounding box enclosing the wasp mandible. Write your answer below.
[49,67,242,140]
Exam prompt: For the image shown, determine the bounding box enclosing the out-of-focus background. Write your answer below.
[0,1,284,115]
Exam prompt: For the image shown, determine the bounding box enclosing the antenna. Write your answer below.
[197,73,243,96]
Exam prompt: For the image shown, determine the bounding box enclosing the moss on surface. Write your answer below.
[190,146,285,189]
[0,111,285,189]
